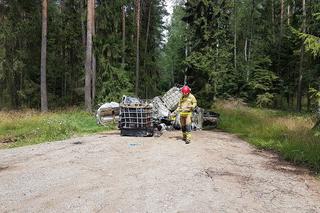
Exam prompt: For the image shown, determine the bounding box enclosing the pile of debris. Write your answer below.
[96,86,220,136]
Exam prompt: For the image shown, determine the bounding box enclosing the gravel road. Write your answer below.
[0,130,320,213]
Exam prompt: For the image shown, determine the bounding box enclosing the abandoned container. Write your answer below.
[119,103,154,137]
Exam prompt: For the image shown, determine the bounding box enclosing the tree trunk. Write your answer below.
[244,38,248,62]
[248,0,255,62]
[245,38,249,82]
[91,0,96,105]
[277,0,284,77]
[287,4,291,25]
[307,83,311,111]
[184,24,189,85]
[85,0,93,112]
[81,0,86,48]
[271,0,275,43]
[135,0,141,96]
[313,84,320,128]
[297,0,306,112]
[316,84,320,128]
[171,58,174,87]
[40,0,48,112]
[144,1,152,58]
[233,0,237,74]
[122,5,126,68]
[143,0,152,98]
[275,0,284,100]
[271,0,274,24]
[280,0,284,37]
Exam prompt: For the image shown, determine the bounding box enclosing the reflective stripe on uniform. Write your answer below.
[180,112,192,117]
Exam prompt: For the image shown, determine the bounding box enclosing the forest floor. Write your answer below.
[0,130,320,212]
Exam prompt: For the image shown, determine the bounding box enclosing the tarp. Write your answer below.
[96,102,120,125]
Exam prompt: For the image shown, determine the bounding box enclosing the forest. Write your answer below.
[0,0,319,116]
[1,1,320,209]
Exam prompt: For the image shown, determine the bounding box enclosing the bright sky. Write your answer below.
[163,0,175,41]
[164,0,174,24]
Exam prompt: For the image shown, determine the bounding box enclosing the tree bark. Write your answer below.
[277,0,284,76]
[307,83,311,111]
[91,0,96,105]
[280,0,284,37]
[244,38,248,62]
[233,0,237,74]
[287,4,291,25]
[271,0,275,43]
[245,38,249,82]
[81,0,86,48]
[85,0,93,112]
[135,0,141,96]
[248,0,255,62]
[144,0,152,98]
[122,5,126,68]
[144,1,151,58]
[184,24,189,85]
[297,0,306,112]
[40,0,48,112]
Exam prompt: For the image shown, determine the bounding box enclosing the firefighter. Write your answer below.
[176,85,197,144]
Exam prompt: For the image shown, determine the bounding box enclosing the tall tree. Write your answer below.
[85,0,93,112]
[297,0,306,112]
[233,0,237,74]
[143,0,152,97]
[135,0,141,96]
[91,0,96,105]
[40,0,48,112]
[122,4,126,68]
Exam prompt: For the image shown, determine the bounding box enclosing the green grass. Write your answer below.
[0,109,115,148]
[216,103,320,173]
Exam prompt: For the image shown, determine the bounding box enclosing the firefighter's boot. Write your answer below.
[182,126,187,141]
[185,125,192,144]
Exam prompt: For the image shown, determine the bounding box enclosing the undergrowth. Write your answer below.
[216,101,320,173]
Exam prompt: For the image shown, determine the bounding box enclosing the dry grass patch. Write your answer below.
[216,101,320,173]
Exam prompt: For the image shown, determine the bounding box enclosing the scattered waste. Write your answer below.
[161,87,182,111]
[121,96,142,105]
[96,102,120,125]
[152,96,171,118]
[97,86,220,137]
[128,143,141,147]
[203,111,220,128]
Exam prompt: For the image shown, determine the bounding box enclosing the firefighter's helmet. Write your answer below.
[181,85,191,95]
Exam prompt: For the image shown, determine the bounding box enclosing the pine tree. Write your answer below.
[40,0,48,112]
[85,0,93,112]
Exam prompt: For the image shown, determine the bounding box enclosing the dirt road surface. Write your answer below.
[0,130,320,213]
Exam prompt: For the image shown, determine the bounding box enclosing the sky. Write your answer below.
[164,0,174,24]
[163,0,175,41]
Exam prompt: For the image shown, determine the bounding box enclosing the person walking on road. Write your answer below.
[176,85,197,144]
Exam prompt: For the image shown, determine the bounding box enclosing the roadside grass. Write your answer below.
[0,109,115,148]
[216,101,320,173]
